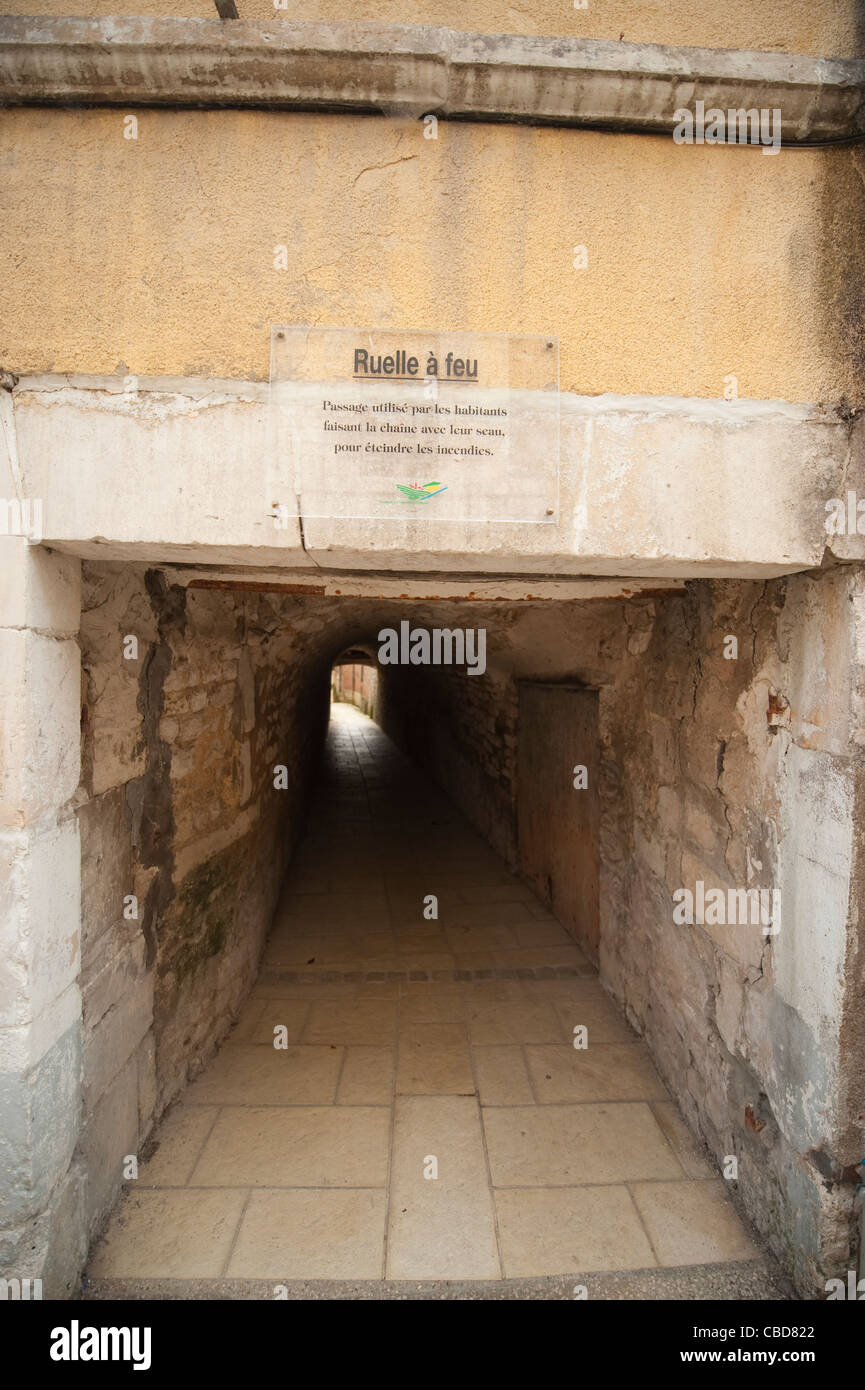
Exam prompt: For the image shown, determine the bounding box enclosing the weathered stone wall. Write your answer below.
[0,541,85,1297]
[75,566,332,1247]
[597,571,865,1296]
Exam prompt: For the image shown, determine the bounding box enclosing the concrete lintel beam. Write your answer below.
[170,571,687,601]
[7,375,857,580]
[0,17,862,142]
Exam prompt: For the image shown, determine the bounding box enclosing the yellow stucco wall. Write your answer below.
[2,1,862,59]
[2,108,863,403]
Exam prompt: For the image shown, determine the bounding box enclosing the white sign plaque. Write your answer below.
[269,326,559,522]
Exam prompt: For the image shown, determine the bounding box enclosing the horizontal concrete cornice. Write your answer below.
[4,375,860,578]
[0,16,863,141]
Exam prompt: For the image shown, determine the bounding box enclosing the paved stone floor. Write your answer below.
[87,702,771,1290]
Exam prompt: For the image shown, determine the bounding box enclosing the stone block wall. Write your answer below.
[597,572,865,1296]
[0,541,85,1297]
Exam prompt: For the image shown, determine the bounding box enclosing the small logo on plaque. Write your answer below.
[385,480,448,504]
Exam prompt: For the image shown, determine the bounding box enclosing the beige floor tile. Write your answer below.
[87,1188,247,1278]
[263,935,356,966]
[387,1096,501,1278]
[272,913,388,936]
[511,922,576,949]
[483,1103,685,1186]
[553,996,639,1044]
[137,1105,219,1186]
[299,962,375,975]
[264,954,360,974]
[397,952,458,972]
[396,1024,475,1095]
[444,925,519,951]
[465,981,526,1001]
[520,978,602,1002]
[473,1046,535,1106]
[468,1000,570,1045]
[355,981,401,999]
[387,871,511,896]
[631,1179,760,1265]
[452,951,499,971]
[250,981,358,1000]
[496,1186,656,1276]
[337,1047,394,1104]
[280,892,389,919]
[269,917,357,939]
[399,982,469,997]
[445,902,543,929]
[226,1189,387,1278]
[326,956,403,972]
[650,1102,715,1178]
[229,1000,311,1045]
[351,933,400,959]
[184,1044,342,1106]
[395,930,451,952]
[494,947,586,969]
[288,873,385,895]
[399,991,466,1023]
[388,911,438,931]
[226,998,266,1040]
[451,883,537,905]
[525,1044,668,1103]
[303,1000,397,1045]
[190,1107,390,1187]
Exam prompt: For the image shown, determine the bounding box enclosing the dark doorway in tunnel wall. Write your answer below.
[516,682,600,961]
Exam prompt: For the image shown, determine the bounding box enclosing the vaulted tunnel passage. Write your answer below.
[73,563,864,1295]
